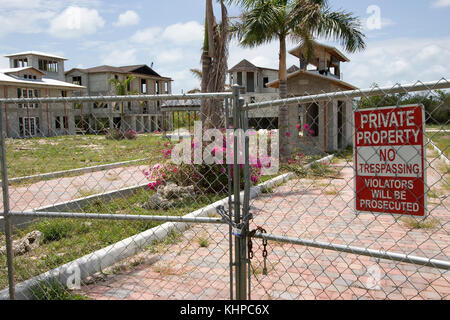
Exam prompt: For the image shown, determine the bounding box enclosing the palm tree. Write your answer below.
[228,0,366,160]
[187,68,203,93]
[109,75,136,129]
[201,0,229,129]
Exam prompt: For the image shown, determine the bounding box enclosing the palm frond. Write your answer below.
[232,1,285,47]
[190,68,203,80]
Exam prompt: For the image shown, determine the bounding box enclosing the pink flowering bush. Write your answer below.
[123,130,138,140]
[302,124,315,138]
[144,133,270,193]
[106,128,139,140]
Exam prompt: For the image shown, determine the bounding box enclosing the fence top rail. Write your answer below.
[0,92,233,104]
[244,79,450,110]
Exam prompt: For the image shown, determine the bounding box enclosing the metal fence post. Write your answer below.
[0,102,15,300]
[232,85,247,300]
[225,98,234,301]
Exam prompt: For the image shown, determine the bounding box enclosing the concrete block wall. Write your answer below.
[1,85,76,138]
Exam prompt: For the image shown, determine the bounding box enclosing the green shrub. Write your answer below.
[30,280,88,300]
[37,220,73,243]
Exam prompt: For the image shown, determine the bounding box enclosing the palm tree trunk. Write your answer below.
[201,49,211,124]
[278,36,291,161]
[200,0,228,129]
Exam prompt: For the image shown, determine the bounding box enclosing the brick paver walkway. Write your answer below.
[1,165,149,212]
[79,158,450,300]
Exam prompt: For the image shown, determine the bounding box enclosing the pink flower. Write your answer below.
[304,124,310,130]
[296,124,301,130]
[286,132,291,137]
[162,149,172,157]
[251,174,258,184]
[298,153,303,158]
[148,181,161,190]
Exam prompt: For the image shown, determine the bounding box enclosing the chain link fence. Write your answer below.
[244,79,450,300]
[0,80,449,300]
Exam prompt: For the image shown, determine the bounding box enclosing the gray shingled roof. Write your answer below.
[66,65,169,79]
[228,59,260,72]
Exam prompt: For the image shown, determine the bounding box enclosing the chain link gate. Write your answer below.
[0,79,449,300]
[241,79,450,300]
[0,90,256,300]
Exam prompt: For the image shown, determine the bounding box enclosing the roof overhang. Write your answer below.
[1,66,45,76]
[4,51,68,61]
[267,70,357,91]
[0,74,85,90]
[289,40,350,63]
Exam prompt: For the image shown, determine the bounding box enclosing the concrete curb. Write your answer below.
[428,138,450,165]
[303,154,335,169]
[1,158,150,185]
[0,183,149,232]
[0,155,332,300]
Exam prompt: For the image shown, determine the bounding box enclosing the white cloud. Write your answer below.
[0,0,103,38]
[229,39,298,71]
[162,21,204,45]
[114,10,140,27]
[48,6,105,39]
[101,48,137,66]
[130,27,162,43]
[0,8,55,37]
[157,50,184,63]
[131,21,203,46]
[343,37,450,88]
[432,0,450,8]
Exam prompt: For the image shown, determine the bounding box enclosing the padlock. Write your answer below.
[232,227,242,237]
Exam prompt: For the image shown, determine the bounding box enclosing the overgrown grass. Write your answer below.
[0,189,224,290]
[30,280,88,300]
[401,217,440,230]
[334,146,354,162]
[77,187,104,198]
[426,124,450,131]
[197,237,210,248]
[428,132,450,158]
[5,134,162,178]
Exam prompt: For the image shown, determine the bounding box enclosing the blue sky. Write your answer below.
[0,0,449,93]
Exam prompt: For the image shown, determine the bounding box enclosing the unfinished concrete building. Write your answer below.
[228,59,280,128]
[268,40,357,153]
[65,65,173,133]
[0,52,84,138]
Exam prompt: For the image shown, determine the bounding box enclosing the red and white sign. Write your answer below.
[354,105,427,217]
